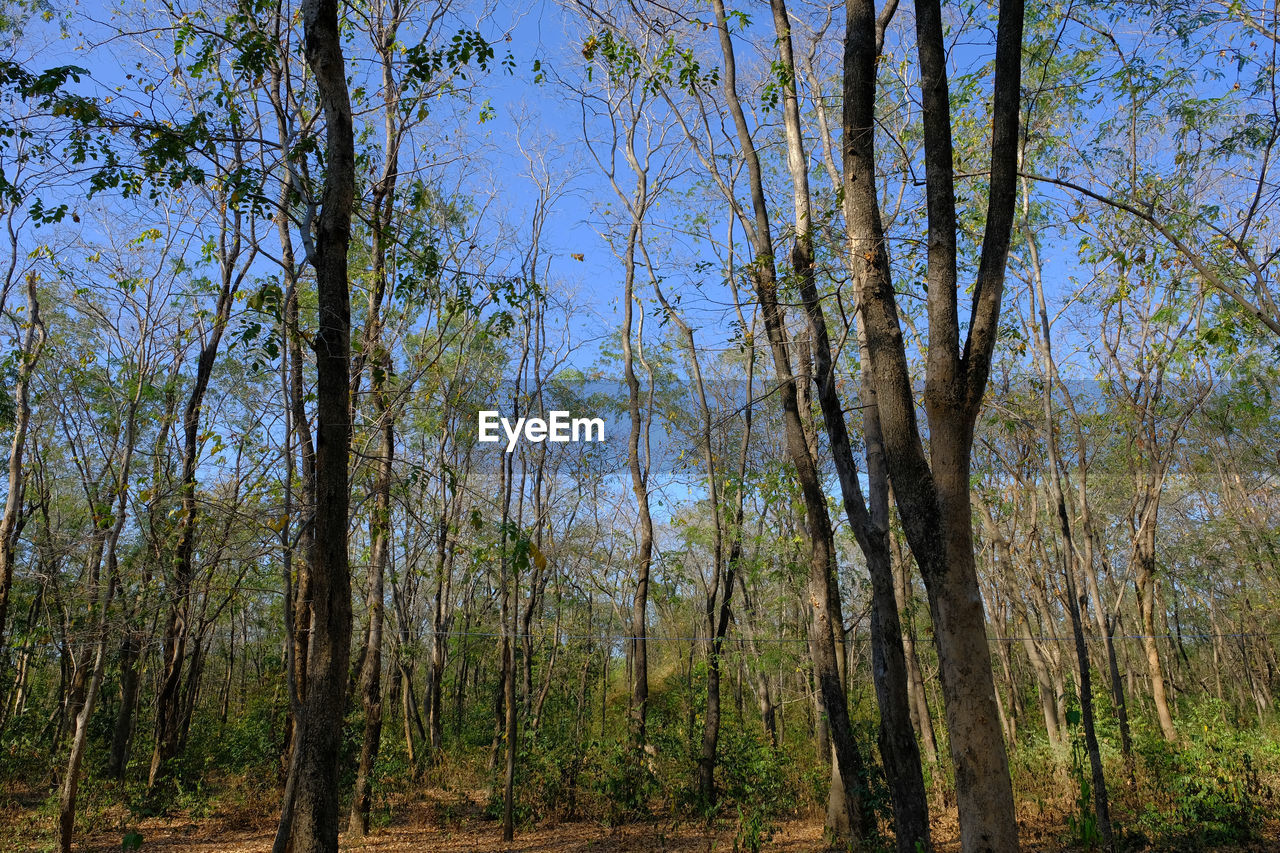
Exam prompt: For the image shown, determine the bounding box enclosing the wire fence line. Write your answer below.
[388,628,1280,645]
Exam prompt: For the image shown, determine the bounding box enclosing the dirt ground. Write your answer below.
[6,785,1279,852]
[58,812,1280,853]
[78,816,830,853]
[6,785,902,853]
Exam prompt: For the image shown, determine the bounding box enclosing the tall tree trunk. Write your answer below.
[59,560,114,853]
[349,392,392,835]
[1024,216,1113,847]
[842,0,1025,845]
[1076,453,1135,778]
[498,446,517,842]
[59,393,142,853]
[646,280,751,807]
[271,181,315,853]
[621,221,653,749]
[108,631,141,778]
[771,0,928,841]
[150,204,242,789]
[348,9,402,823]
[427,484,453,755]
[289,0,355,849]
[700,0,871,838]
[1134,519,1176,740]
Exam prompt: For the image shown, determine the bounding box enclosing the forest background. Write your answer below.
[1,0,1279,850]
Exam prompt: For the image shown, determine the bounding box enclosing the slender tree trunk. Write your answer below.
[427,488,453,755]
[621,221,653,749]
[150,210,241,789]
[768,1,928,842]
[59,575,114,853]
[0,272,45,653]
[289,0,355,848]
[1023,216,1113,847]
[498,448,517,842]
[349,394,392,835]
[349,14,402,821]
[1135,521,1176,741]
[701,0,871,837]
[271,157,315,853]
[60,393,142,853]
[892,542,940,768]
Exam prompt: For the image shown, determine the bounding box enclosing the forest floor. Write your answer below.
[6,782,1279,853]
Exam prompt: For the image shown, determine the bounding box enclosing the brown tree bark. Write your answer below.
[288,0,355,849]
[348,3,405,825]
[842,0,1025,846]
[348,379,392,835]
[426,435,466,757]
[1133,518,1176,741]
[695,0,872,838]
[621,221,653,749]
[648,276,752,807]
[770,0,928,844]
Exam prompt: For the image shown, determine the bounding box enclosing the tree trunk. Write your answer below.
[621,217,653,749]
[150,213,240,789]
[842,0,1025,845]
[768,0,928,842]
[0,272,45,653]
[349,395,391,835]
[1135,521,1176,741]
[108,631,141,778]
[427,485,453,755]
[289,0,355,849]
[1024,215,1113,847]
[348,15,402,821]
[892,543,940,768]
[702,0,871,837]
[60,393,142,853]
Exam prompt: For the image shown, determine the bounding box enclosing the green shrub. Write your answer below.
[1134,711,1275,847]
[715,725,795,853]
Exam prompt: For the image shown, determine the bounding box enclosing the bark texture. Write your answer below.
[842,0,1026,847]
[290,0,355,848]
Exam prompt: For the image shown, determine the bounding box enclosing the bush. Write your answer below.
[1134,709,1275,847]
[589,738,657,825]
[714,725,797,853]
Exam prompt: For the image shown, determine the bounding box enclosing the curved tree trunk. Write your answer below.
[150,203,242,789]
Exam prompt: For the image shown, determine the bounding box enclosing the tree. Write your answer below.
[286,0,354,849]
[842,0,1026,847]
[772,1,931,844]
